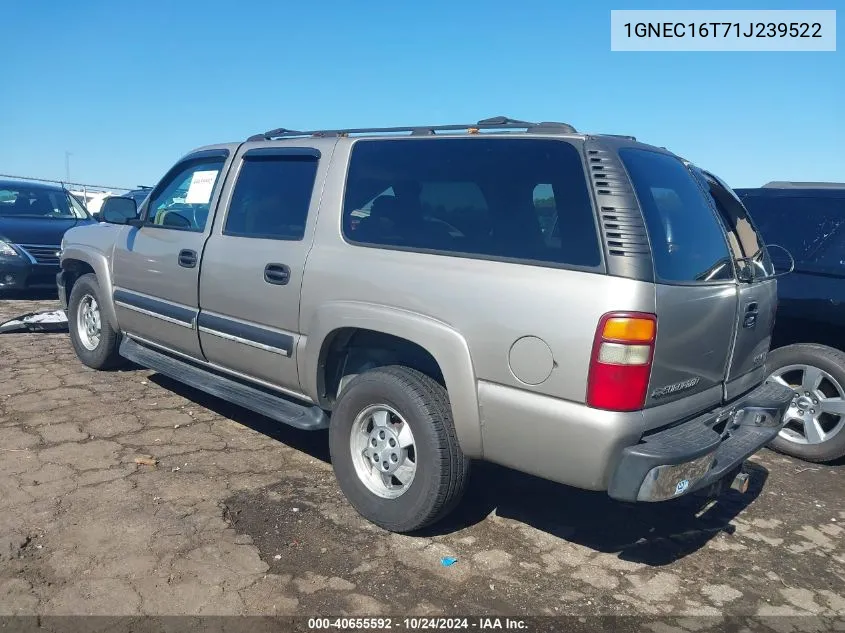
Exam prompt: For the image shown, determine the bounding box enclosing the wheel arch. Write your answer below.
[301,301,483,457]
[61,247,119,330]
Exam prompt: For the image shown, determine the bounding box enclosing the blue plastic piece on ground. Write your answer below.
[440,556,458,567]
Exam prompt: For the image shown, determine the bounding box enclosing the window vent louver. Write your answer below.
[587,149,650,257]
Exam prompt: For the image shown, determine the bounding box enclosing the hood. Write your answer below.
[0,217,95,246]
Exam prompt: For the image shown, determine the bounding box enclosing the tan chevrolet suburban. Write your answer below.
[58,117,793,532]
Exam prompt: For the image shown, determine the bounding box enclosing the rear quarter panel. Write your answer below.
[299,139,658,446]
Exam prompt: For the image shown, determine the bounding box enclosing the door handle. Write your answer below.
[178,249,198,268]
[264,263,291,285]
[743,302,759,329]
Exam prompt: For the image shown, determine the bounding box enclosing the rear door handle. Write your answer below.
[178,249,197,268]
[264,263,291,285]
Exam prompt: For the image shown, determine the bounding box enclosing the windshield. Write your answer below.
[0,185,89,220]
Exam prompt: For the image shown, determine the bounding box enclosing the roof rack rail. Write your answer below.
[762,181,845,189]
[246,116,577,141]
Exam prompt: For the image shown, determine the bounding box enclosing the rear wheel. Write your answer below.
[329,365,469,533]
[68,273,124,370]
[765,344,845,462]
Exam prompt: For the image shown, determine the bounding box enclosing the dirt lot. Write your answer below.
[1,294,844,622]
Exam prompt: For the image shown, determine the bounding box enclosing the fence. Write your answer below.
[0,173,133,193]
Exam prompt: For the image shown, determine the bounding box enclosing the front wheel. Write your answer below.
[765,343,845,463]
[329,365,469,533]
[68,273,125,370]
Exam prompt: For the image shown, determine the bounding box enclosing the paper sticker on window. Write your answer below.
[185,170,219,204]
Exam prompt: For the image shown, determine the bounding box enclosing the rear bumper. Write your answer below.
[607,381,793,502]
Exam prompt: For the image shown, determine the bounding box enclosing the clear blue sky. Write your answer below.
[1,0,841,190]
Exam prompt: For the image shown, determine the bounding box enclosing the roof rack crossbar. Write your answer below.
[247,116,577,141]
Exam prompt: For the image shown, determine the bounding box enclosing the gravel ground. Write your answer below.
[0,294,843,625]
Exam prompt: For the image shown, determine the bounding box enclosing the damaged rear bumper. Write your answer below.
[608,381,793,502]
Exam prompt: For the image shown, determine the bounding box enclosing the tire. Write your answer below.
[67,273,124,370]
[765,343,845,463]
[329,365,470,533]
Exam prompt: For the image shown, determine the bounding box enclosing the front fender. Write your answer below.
[301,301,483,457]
[60,245,119,332]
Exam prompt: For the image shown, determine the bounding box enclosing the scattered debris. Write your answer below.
[440,557,458,567]
[141,381,149,386]
[0,310,68,334]
[174,424,180,429]
[796,467,819,474]
[133,455,158,467]
[273,554,282,560]
[171,466,180,473]
[292,507,300,512]
[153,497,162,502]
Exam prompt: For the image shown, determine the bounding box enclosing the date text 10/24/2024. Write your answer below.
[307,618,528,630]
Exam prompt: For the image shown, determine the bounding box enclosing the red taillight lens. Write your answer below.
[586,312,657,412]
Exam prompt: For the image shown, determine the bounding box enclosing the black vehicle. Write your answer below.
[122,186,152,207]
[736,181,845,462]
[0,179,96,291]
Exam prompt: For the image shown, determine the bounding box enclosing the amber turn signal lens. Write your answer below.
[602,317,655,342]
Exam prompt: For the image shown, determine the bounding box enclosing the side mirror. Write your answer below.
[766,243,795,278]
[100,196,139,226]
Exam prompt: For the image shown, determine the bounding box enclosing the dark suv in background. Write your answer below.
[737,182,845,462]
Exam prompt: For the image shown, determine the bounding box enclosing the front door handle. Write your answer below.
[743,302,759,329]
[264,263,291,285]
[178,249,197,268]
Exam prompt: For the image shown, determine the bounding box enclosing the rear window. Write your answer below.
[342,138,601,268]
[739,194,845,265]
[619,149,732,283]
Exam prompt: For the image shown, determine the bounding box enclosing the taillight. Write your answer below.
[586,312,657,412]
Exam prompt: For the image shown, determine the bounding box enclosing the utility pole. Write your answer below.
[65,151,72,183]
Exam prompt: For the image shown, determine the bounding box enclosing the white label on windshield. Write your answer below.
[184,170,218,204]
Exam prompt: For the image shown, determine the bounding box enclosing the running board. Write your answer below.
[119,337,329,431]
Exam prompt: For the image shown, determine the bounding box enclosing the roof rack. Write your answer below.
[247,116,577,141]
[762,181,845,189]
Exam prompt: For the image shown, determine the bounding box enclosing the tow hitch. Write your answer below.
[730,471,750,494]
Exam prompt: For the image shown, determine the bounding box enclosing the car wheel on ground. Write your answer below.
[328,365,470,533]
[765,343,845,462]
[67,273,124,370]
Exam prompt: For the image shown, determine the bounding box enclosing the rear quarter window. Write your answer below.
[341,138,602,269]
[619,149,733,283]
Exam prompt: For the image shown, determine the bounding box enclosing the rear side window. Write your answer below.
[224,155,319,240]
[342,138,601,268]
[620,149,732,283]
[739,194,845,265]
